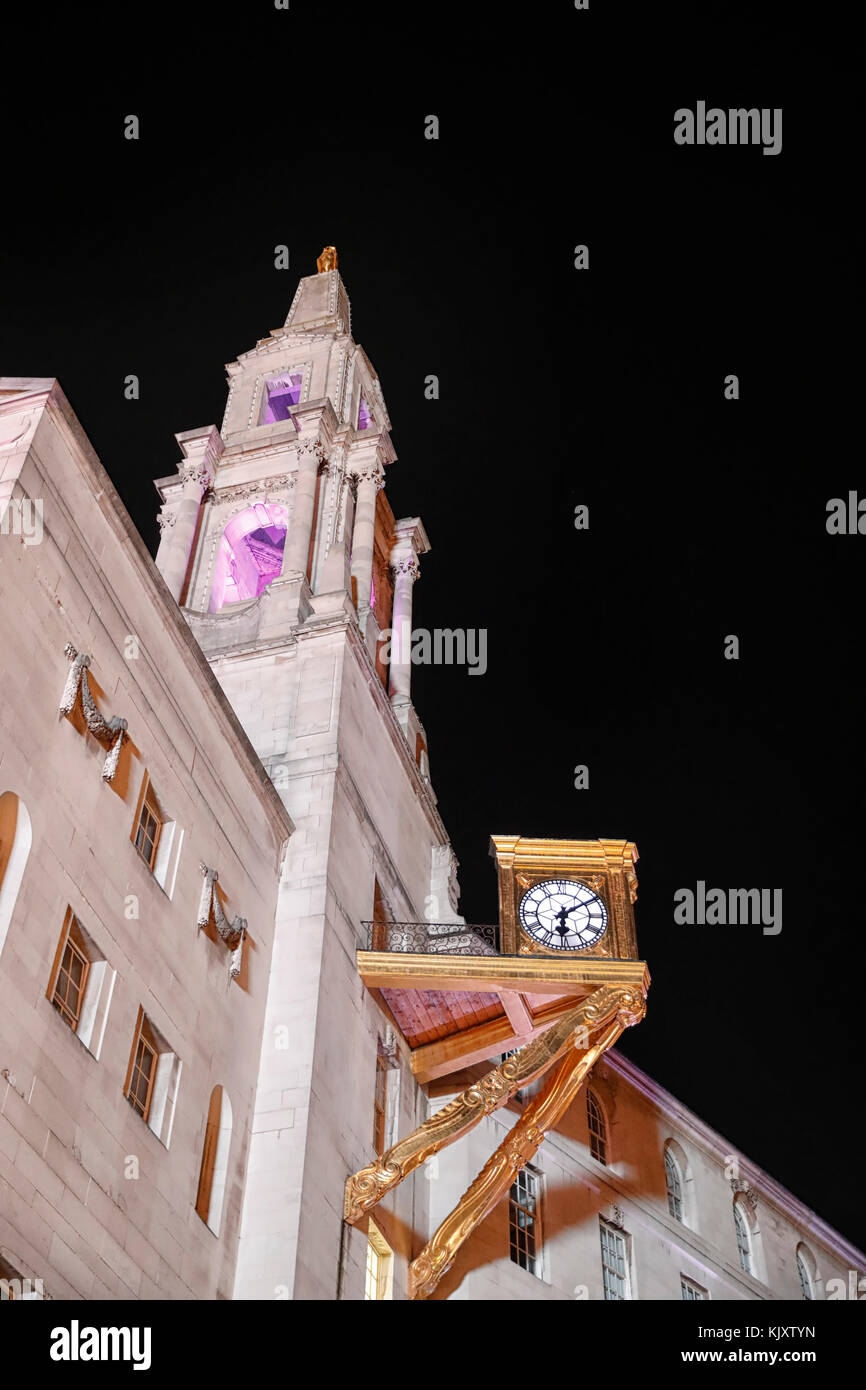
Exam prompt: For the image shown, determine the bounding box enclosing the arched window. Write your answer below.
[208,503,288,611]
[586,1089,607,1165]
[796,1242,818,1300]
[195,1085,233,1237]
[733,1197,753,1274]
[0,792,32,962]
[665,1146,684,1222]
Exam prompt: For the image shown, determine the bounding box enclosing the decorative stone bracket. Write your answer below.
[59,643,128,782]
[197,865,247,979]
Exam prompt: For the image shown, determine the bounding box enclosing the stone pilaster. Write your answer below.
[349,462,382,614]
[387,517,431,710]
[281,436,324,579]
[155,425,223,602]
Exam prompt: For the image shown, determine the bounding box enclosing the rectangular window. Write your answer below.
[132,774,162,871]
[123,1007,182,1147]
[373,1053,388,1154]
[600,1219,631,1300]
[51,922,89,1031]
[364,1221,393,1300]
[260,372,303,424]
[371,877,389,952]
[46,910,115,1058]
[126,1014,158,1121]
[508,1165,542,1277]
[681,1275,709,1300]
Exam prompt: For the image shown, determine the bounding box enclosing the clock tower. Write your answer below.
[345,833,649,1298]
[491,835,640,959]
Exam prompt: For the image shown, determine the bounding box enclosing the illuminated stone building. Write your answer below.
[1,255,863,1301]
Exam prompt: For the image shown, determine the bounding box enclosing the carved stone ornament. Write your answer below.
[214,475,296,504]
[446,848,460,912]
[730,1178,758,1215]
[59,643,128,782]
[157,506,177,533]
[390,554,420,584]
[296,438,326,464]
[179,462,212,489]
[378,1027,400,1069]
[197,865,247,979]
[352,463,383,489]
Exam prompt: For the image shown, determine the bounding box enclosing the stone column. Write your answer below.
[387,517,431,707]
[388,551,420,704]
[349,464,382,612]
[155,426,222,602]
[282,437,323,578]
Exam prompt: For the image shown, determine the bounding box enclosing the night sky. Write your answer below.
[3,7,861,1250]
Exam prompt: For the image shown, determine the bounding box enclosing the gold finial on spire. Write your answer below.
[316,246,338,274]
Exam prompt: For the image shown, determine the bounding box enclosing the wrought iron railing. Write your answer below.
[361,920,500,956]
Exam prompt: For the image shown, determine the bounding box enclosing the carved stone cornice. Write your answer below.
[212,474,296,504]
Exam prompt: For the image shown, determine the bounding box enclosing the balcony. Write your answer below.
[361,920,499,956]
[357,919,651,1083]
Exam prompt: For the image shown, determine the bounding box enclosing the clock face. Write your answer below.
[518,879,608,952]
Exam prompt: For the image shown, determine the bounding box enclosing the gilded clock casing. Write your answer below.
[489,836,640,959]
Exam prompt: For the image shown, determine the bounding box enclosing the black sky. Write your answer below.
[2,5,861,1249]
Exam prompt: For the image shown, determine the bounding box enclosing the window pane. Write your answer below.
[508,1168,541,1278]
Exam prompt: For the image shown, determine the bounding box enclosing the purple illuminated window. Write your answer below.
[209,503,289,611]
[261,373,303,424]
[358,397,372,430]
[232,524,286,596]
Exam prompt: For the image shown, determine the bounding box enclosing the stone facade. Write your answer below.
[1,267,863,1303]
[0,379,291,1298]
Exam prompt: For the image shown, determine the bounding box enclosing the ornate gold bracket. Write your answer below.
[344,983,643,1226]
[409,993,643,1299]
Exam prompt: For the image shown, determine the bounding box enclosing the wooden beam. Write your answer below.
[498,990,533,1037]
[358,950,650,998]
[410,1016,629,1298]
[410,995,581,1083]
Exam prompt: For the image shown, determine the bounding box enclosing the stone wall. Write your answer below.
[0,380,291,1300]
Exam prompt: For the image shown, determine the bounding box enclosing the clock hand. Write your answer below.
[554,905,574,936]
